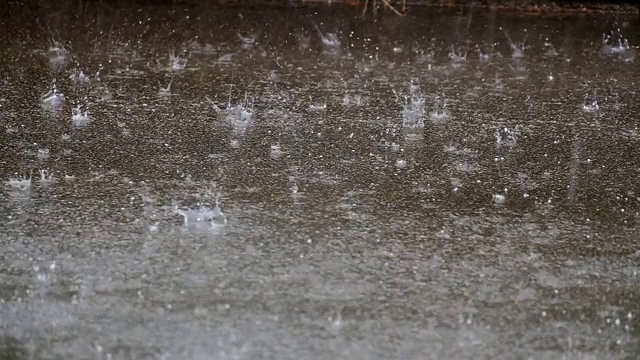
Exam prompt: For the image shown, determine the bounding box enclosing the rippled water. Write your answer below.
[0,3,639,359]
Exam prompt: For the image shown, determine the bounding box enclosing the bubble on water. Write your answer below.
[72,105,91,128]
[395,159,408,169]
[493,192,507,205]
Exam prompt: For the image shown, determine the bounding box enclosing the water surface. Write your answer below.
[0,4,639,359]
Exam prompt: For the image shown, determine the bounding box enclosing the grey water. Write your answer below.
[1,3,639,359]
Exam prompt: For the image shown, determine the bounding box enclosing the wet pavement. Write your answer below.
[0,3,639,359]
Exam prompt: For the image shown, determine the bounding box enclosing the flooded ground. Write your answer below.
[0,2,639,359]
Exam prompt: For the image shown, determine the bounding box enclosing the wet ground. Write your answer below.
[1,3,639,359]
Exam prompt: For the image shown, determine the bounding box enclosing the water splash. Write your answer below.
[342,93,363,107]
[448,45,467,67]
[237,32,258,50]
[509,59,528,80]
[429,95,450,124]
[218,53,233,63]
[602,29,635,62]
[290,181,299,195]
[308,101,327,112]
[7,173,32,192]
[313,22,341,54]
[37,147,50,160]
[395,159,408,169]
[270,144,284,159]
[97,86,114,102]
[503,29,526,59]
[401,81,425,129]
[40,84,65,111]
[582,93,600,113]
[288,175,302,199]
[72,105,91,128]
[543,38,559,57]
[174,201,227,229]
[297,33,311,50]
[69,68,90,85]
[495,127,520,149]
[493,192,507,205]
[34,261,57,284]
[169,50,188,71]
[211,94,253,129]
[602,30,630,55]
[476,44,493,63]
[159,78,173,97]
[47,39,69,69]
[40,169,56,187]
[207,90,254,138]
